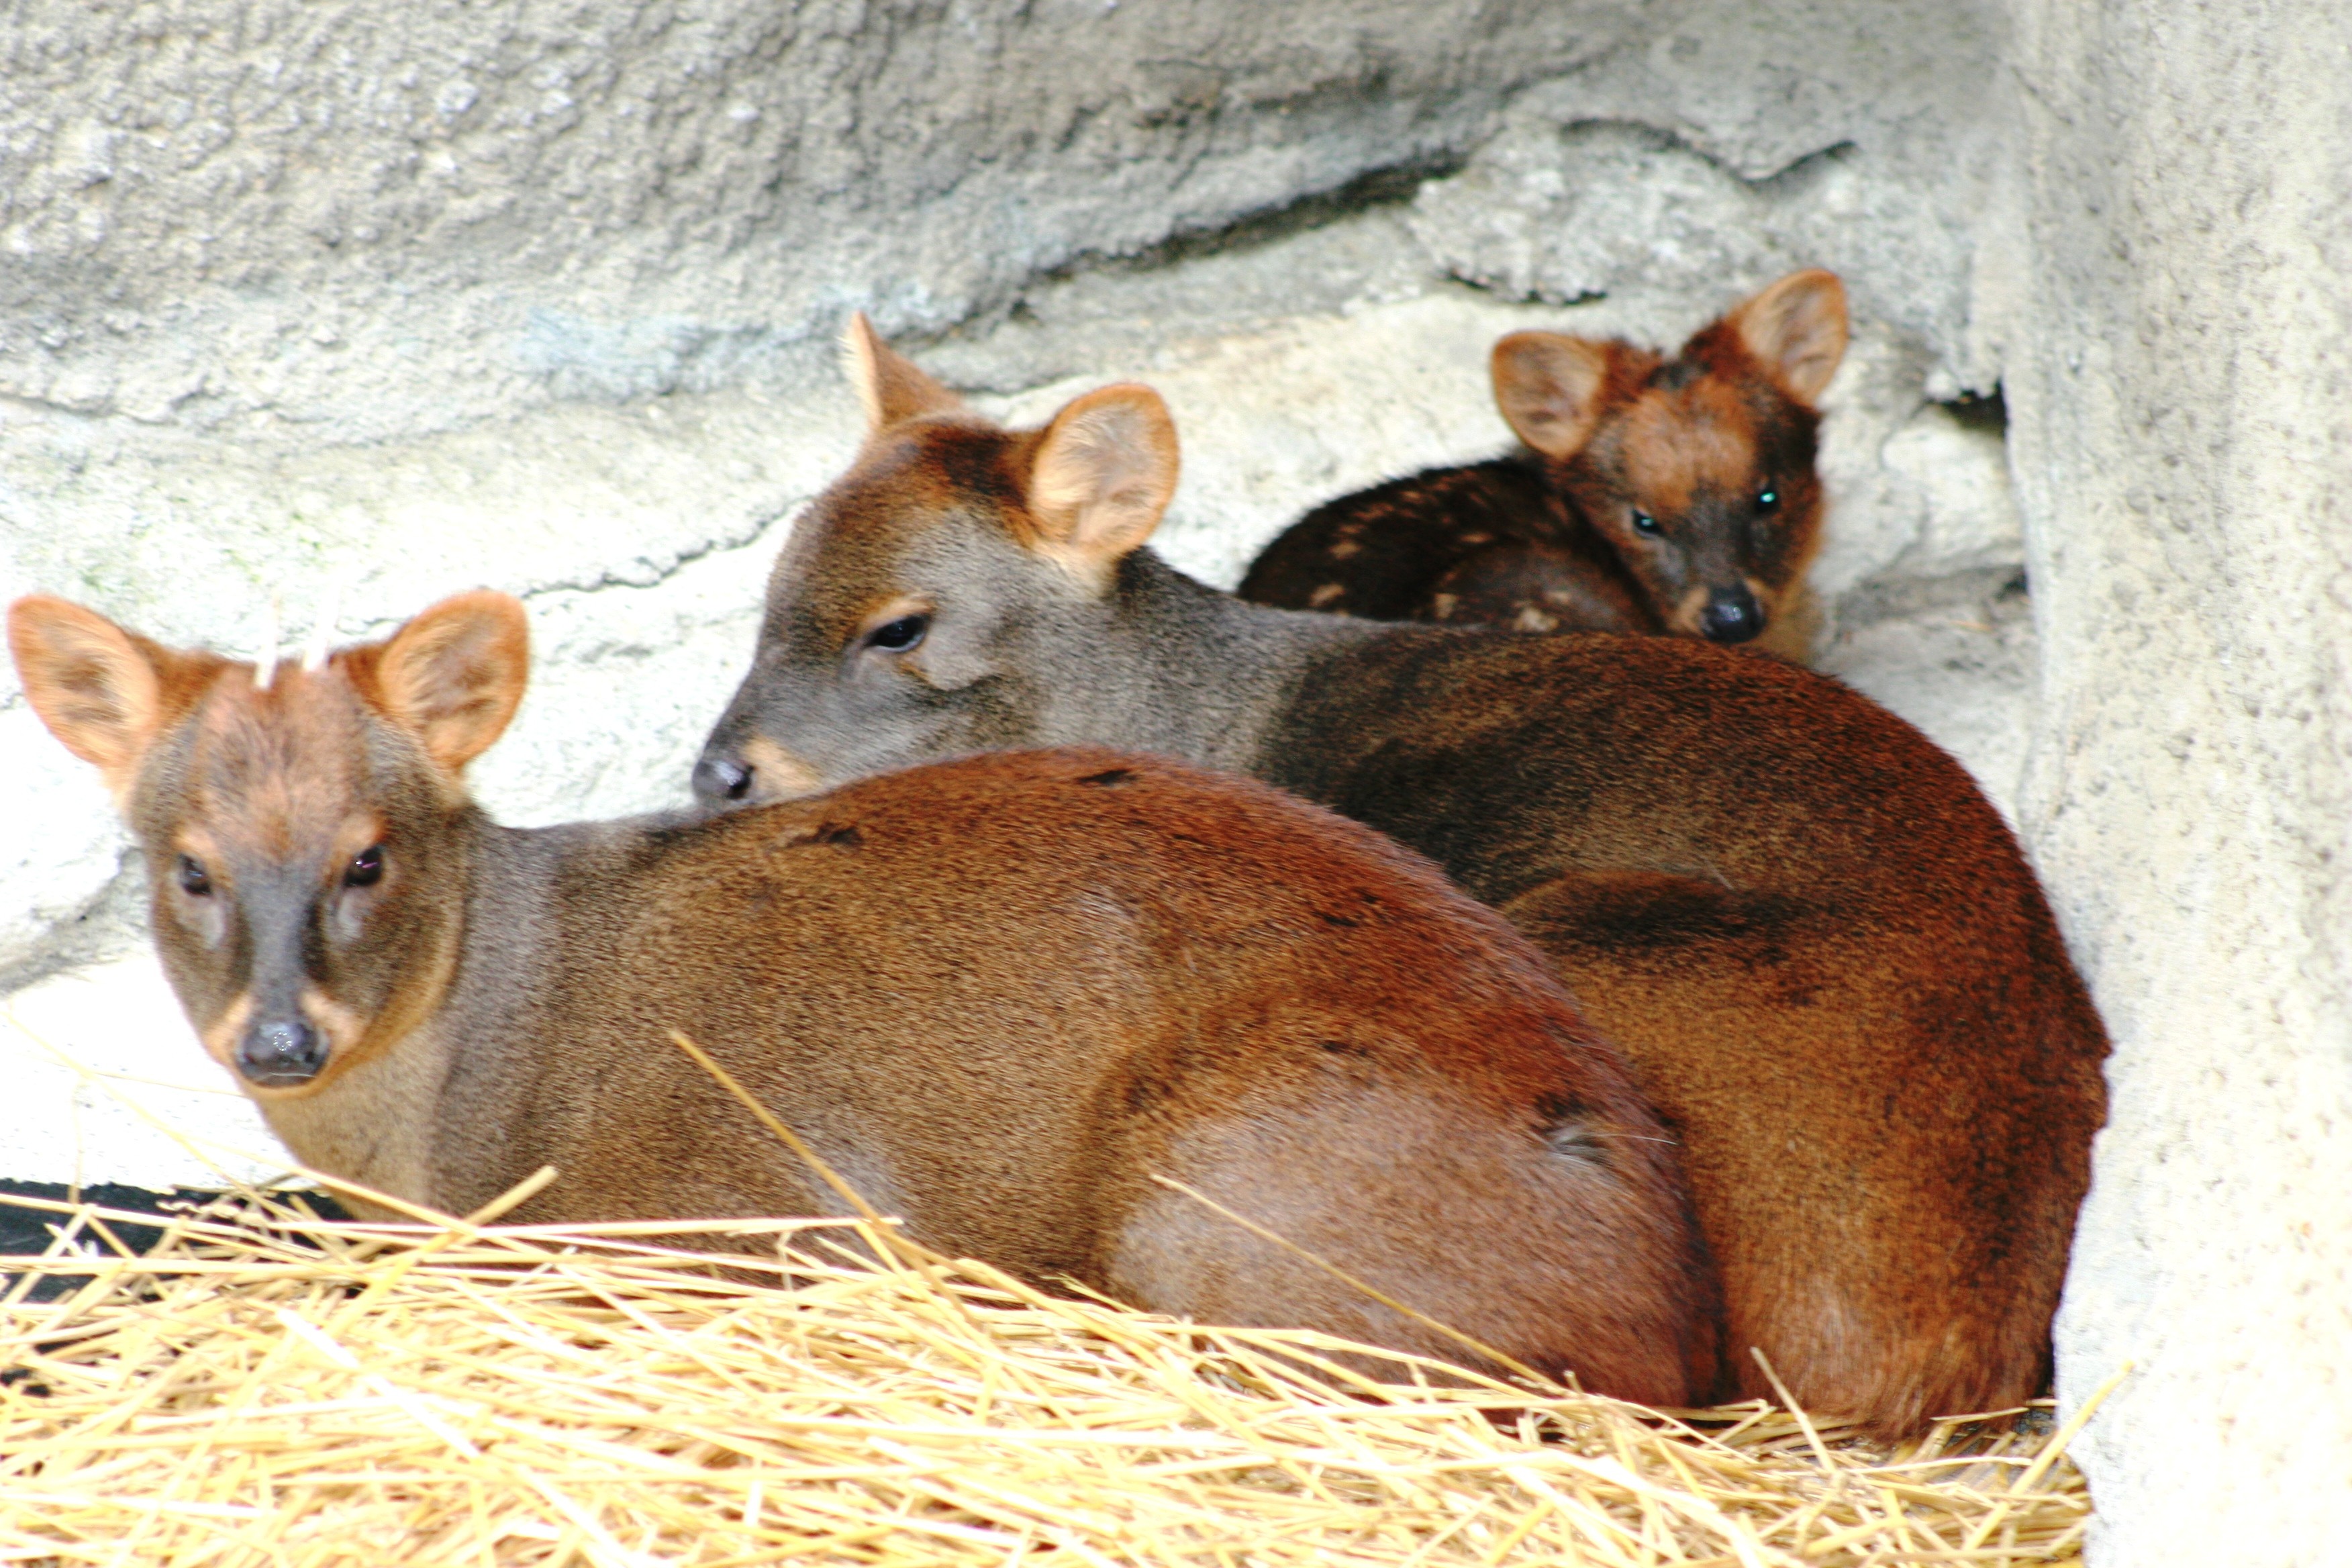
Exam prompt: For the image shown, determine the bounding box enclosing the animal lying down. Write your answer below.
[689,317,2110,1440]
[8,589,1714,1406]
[1239,269,1847,661]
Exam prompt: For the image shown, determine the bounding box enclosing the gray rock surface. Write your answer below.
[0,0,1648,440]
[1999,3,2352,1559]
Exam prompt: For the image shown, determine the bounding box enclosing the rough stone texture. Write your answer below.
[1999,3,2352,1559]
[0,0,1651,440]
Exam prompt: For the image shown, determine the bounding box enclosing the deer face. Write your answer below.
[1563,363,1823,645]
[9,593,527,1097]
[695,424,1069,806]
[696,317,1179,807]
[1491,269,1846,647]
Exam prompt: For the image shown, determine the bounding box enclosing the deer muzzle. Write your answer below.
[236,1015,329,1087]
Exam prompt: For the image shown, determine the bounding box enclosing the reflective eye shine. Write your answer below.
[867,614,929,652]
[177,854,211,896]
[345,844,385,887]
[1631,511,1663,537]
[1757,489,1780,511]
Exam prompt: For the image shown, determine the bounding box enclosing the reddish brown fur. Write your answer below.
[10,592,1716,1407]
[693,332,2108,1438]
[1239,271,1845,660]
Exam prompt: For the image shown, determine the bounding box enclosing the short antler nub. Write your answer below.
[253,596,282,692]
[301,577,347,674]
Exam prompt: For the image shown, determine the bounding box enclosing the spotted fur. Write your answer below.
[1239,271,1848,660]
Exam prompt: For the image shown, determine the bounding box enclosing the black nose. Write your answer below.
[1700,587,1765,644]
[236,1018,328,1086]
[693,753,755,803]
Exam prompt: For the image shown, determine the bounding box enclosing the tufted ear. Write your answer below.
[8,595,219,805]
[362,591,531,774]
[1019,384,1181,592]
[840,311,969,434]
[1491,333,1614,460]
[1728,270,1849,405]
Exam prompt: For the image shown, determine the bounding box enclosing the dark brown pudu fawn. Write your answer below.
[692,320,2110,1440]
[1238,271,1849,661]
[9,591,1716,1406]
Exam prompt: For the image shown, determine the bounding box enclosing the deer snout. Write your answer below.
[693,736,830,807]
[1700,586,1765,644]
[236,1016,329,1087]
[693,753,756,803]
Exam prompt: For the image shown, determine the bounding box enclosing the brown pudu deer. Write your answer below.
[1237,270,1848,661]
[691,320,2110,1440]
[8,590,1717,1405]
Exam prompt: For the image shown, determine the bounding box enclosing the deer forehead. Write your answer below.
[168,675,392,860]
[1615,380,1763,511]
[831,424,1025,541]
[787,427,1034,620]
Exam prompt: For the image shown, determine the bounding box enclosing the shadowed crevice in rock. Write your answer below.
[1044,154,1471,285]
[1941,385,2008,434]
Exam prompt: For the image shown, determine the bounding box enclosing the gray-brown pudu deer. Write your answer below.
[9,589,1715,1405]
[690,320,2110,1439]
[1238,270,1847,660]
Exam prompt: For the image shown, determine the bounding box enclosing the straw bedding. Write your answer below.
[0,1184,2096,1568]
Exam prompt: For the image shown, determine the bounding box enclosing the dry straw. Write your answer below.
[0,1175,2101,1568]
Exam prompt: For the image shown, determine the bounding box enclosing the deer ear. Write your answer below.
[368,592,530,773]
[1022,384,1180,591]
[1730,270,1849,404]
[841,311,968,433]
[7,595,184,801]
[1492,334,1613,460]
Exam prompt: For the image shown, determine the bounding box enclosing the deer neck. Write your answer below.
[1066,550,1377,771]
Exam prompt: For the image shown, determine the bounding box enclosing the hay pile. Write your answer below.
[0,1187,2096,1567]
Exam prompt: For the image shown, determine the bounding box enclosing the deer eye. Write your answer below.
[1630,511,1663,537]
[344,845,385,888]
[177,855,212,896]
[1756,489,1779,512]
[865,614,929,653]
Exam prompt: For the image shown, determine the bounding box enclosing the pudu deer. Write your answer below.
[1238,270,1848,660]
[9,590,1717,1404]
[691,320,2110,1439]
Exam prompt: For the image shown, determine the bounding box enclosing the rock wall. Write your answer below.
[1998,2,2352,1560]
[15,0,2343,1557]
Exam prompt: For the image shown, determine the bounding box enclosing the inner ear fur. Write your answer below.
[358,591,531,774]
[1730,270,1850,405]
[7,595,214,800]
[841,311,969,434]
[1492,333,1614,460]
[1019,384,1180,589]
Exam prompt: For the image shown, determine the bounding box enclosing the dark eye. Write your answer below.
[344,845,384,887]
[1756,488,1779,512]
[1631,511,1663,537]
[177,855,211,896]
[867,614,928,652]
